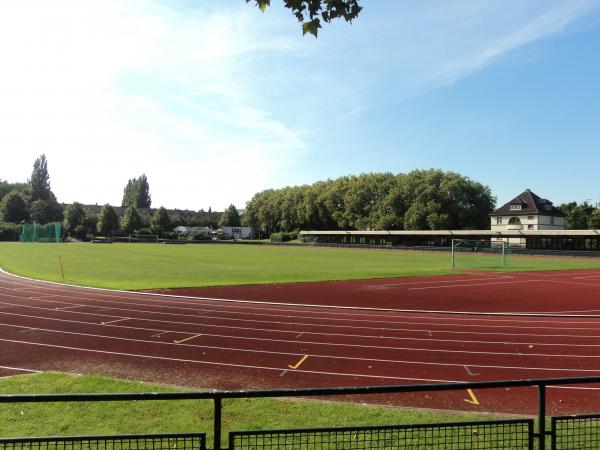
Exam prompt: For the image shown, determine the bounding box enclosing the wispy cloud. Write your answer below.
[0,0,598,209]
[0,0,306,209]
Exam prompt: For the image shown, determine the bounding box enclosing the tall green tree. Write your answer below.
[249,0,362,37]
[150,207,171,235]
[220,204,242,227]
[30,154,55,202]
[121,205,142,234]
[63,202,86,234]
[97,204,119,235]
[122,174,151,208]
[29,199,63,224]
[0,191,29,223]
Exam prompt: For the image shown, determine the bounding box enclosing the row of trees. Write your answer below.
[0,156,229,241]
[558,202,600,230]
[62,203,175,238]
[243,170,496,237]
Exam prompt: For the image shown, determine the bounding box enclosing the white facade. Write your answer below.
[490,214,565,232]
[222,226,252,239]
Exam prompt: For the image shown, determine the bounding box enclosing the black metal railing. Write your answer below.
[0,433,206,450]
[3,376,600,449]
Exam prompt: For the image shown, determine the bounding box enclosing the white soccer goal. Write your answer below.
[451,239,507,268]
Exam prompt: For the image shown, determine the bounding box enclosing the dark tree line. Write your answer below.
[243,170,496,238]
[558,202,600,230]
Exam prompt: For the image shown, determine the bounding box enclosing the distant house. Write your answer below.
[222,226,252,239]
[491,189,565,246]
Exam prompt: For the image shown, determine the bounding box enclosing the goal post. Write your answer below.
[451,238,507,269]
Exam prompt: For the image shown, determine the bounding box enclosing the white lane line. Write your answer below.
[464,365,479,376]
[547,279,600,288]
[18,328,37,333]
[9,287,595,327]
[5,333,600,384]
[5,276,600,323]
[151,331,169,338]
[0,337,465,384]
[3,322,600,373]
[55,305,86,311]
[6,303,600,345]
[5,295,600,335]
[4,268,600,318]
[380,276,515,287]
[8,310,600,358]
[409,280,547,290]
[7,309,600,353]
[0,365,40,373]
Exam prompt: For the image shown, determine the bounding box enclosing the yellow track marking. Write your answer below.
[288,355,309,369]
[464,389,480,405]
[174,333,203,344]
[100,318,130,325]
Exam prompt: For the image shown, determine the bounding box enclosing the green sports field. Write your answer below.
[1,242,600,290]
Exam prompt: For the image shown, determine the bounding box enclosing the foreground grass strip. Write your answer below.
[1,243,600,290]
[0,372,492,445]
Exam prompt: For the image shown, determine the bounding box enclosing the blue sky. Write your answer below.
[1,1,599,210]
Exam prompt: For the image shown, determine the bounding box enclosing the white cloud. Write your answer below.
[0,0,306,210]
[0,0,597,210]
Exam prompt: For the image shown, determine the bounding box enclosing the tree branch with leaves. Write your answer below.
[248,0,362,37]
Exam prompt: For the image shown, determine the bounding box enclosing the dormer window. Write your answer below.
[510,204,522,211]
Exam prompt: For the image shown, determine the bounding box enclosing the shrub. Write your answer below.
[270,231,298,242]
[190,231,210,240]
[0,222,20,241]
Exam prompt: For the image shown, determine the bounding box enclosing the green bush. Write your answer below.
[269,231,298,242]
[73,224,87,241]
[0,222,20,241]
[189,231,210,240]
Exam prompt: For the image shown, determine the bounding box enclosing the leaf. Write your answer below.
[302,18,321,37]
[258,0,270,13]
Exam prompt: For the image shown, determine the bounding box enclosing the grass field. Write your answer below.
[0,372,488,442]
[1,242,600,290]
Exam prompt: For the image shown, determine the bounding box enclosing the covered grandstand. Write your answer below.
[300,229,600,252]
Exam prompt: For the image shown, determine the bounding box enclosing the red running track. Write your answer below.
[2,268,600,415]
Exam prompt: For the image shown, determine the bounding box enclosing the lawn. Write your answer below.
[1,242,600,290]
[0,372,490,444]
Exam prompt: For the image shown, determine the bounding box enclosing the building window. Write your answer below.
[528,216,534,220]
[496,217,502,225]
[510,204,522,211]
[528,224,534,230]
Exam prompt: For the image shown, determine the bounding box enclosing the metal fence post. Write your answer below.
[214,396,222,450]
[538,383,546,450]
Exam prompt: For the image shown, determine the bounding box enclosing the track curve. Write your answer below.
[2,268,600,415]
